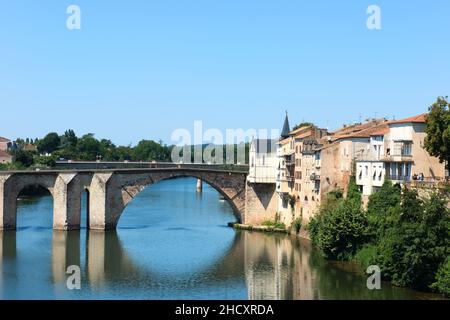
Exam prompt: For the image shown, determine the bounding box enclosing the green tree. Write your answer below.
[61,129,78,148]
[367,181,402,240]
[37,132,61,154]
[76,134,101,160]
[293,122,314,131]
[10,149,35,167]
[424,96,450,174]
[377,192,450,290]
[134,140,168,161]
[432,256,450,297]
[308,179,367,260]
[309,198,368,260]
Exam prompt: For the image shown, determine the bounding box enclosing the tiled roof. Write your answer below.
[332,123,389,140]
[389,113,427,124]
[0,150,12,157]
[370,127,389,136]
[331,119,387,136]
[0,137,11,143]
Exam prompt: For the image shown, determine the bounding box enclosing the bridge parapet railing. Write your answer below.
[11,161,250,173]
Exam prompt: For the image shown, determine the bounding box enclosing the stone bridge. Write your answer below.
[0,166,249,230]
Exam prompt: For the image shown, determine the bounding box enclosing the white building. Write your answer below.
[355,126,389,197]
[356,114,446,199]
[248,138,278,183]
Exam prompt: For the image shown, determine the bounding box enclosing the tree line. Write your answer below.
[1,129,249,170]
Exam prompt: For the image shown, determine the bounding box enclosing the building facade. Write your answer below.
[356,114,446,200]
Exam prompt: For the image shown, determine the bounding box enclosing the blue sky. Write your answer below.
[1,1,449,145]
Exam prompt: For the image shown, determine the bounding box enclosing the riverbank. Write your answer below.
[228,222,288,234]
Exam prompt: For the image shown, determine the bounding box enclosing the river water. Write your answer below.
[0,177,442,300]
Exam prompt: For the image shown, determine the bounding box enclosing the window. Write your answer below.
[365,166,369,177]
[394,141,412,156]
[403,142,412,156]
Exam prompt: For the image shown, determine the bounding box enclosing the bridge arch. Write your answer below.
[98,170,247,230]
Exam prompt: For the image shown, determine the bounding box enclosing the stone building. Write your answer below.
[0,137,12,151]
[317,119,388,201]
[276,113,296,224]
[0,150,13,164]
[291,125,327,224]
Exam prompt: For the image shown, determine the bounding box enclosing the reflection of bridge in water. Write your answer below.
[0,229,320,299]
[0,229,423,299]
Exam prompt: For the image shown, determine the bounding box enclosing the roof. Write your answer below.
[290,125,312,136]
[332,123,389,140]
[252,139,277,154]
[389,113,427,124]
[0,137,11,143]
[280,112,291,139]
[23,144,37,151]
[331,119,386,136]
[370,127,389,136]
[0,150,12,158]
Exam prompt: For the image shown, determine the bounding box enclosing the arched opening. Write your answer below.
[80,188,90,228]
[16,184,53,229]
[117,176,239,276]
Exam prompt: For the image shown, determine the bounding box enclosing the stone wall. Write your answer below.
[244,182,278,225]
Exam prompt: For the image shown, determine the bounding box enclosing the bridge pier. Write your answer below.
[53,173,82,230]
[88,173,118,230]
[196,178,203,192]
[0,174,15,230]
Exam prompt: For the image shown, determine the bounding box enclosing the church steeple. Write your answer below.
[280,111,291,139]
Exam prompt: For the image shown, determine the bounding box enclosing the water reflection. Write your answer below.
[1,178,444,300]
[0,229,432,299]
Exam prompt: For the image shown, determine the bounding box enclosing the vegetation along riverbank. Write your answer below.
[306,177,449,297]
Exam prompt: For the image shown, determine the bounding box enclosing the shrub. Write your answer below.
[354,244,378,271]
[262,220,286,229]
[292,217,302,234]
[432,256,450,297]
[308,196,368,260]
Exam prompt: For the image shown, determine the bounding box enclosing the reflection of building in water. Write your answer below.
[244,232,319,300]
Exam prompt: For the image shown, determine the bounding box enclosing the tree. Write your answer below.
[293,122,314,131]
[377,192,449,290]
[61,129,78,148]
[76,134,101,160]
[307,178,367,260]
[424,96,450,174]
[11,149,35,167]
[367,181,402,240]
[37,132,61,154]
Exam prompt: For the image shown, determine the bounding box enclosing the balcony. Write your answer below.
[310,173,320,181]
[248,166,277,184]
[386,174,411,182]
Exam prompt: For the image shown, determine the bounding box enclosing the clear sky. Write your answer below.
[1,1,449,146]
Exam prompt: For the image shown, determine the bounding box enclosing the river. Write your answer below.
[0,177,442,300]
